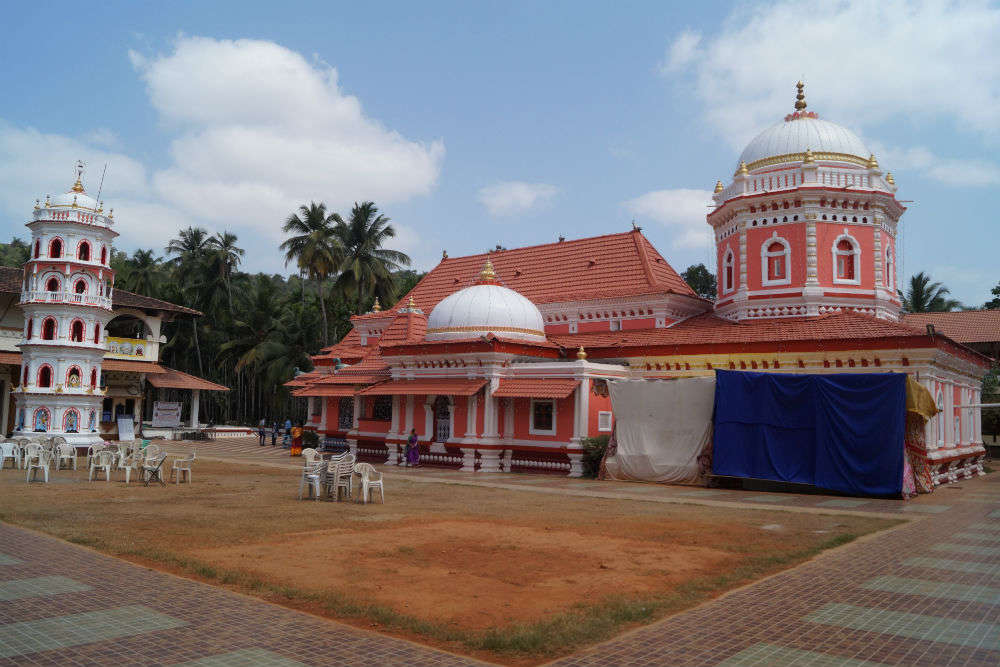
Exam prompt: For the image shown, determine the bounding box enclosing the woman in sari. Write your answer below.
[406,428,420,467]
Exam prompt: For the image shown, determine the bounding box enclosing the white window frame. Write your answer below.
[597,411,613,432]
[760,233,791,287]
[885,246,894,290]
[529,398,557,436]
[831,230,861,285]
[722,247,735,294]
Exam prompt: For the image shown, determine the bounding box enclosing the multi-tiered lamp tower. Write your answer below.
[13,161,117,445]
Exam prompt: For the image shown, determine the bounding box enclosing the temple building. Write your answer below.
[0,163,227,441]
[291,84,991,483]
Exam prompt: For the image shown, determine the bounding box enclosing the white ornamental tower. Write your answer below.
[13,161,118,445]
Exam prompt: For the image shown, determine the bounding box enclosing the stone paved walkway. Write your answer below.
[2,437,997,665]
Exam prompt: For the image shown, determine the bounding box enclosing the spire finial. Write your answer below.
[714,180,724,193]
[576,346,587,360]
[867,153,879,169]
[802,148,815,164]
[71,160,85,193]
[479,259,497,283]
[736,160,748,176]
[408,296,416,308]
[885,172,895,186]
[372,297,381,312]
[794,80,807,111]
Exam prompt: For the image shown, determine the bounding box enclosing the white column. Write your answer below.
[189,389,201,428]
[482,381,499,439]
[943,383,954,447]
[0,380,9,437]
[465,394,477,437]
[388,395,400,437]
[572,378,590,443]
[973,387,983,444]
[320,398,328,431]
[404,395,414,433]
[422,398,433,441]
[352,397,361,429]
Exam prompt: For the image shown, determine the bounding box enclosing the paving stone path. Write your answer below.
[1,436,997,665]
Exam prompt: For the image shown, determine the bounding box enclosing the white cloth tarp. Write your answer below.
[603,377,715,484]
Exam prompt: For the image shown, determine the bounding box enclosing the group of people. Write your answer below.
[257,418,303,450]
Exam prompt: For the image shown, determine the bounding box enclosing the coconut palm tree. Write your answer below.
[206,231,245,313]
[166,226,212,375]
[902,272,962,312]
[123,249,162,296]
[281,202,343,345]
[334,201,411,314]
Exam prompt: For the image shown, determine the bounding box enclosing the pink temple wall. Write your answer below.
[745,223,807,291]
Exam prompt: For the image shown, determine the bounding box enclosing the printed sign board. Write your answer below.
[152,401,183,428]
[117,417,136,442]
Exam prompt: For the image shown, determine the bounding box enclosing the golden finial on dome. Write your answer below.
[886,172,895,185]
[442,249,448,260]
[44,194,51,207]
[794,80,807,111]
[97,201,103,213]
[408,296,416,309]
[714,180,724,193]
[576,346,587,360]
[372,297,382,312]
[71,160,85,193]
[34,199,40,210]
[735,161,748,176]
[108,208,114,219]
[867,154,879,169]
[71,195,78,208]
[479,259,497,282]
[803,148,815,164]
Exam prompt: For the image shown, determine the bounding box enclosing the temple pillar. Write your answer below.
[189,389,200,428]
[482,380,499,439]
[465,394,477,437]
[385,441,399,466]
[479,449,501,473]
[404,395,414,433]
[572,379,590,444]
[567,453,584,478]
[460,447,476,472]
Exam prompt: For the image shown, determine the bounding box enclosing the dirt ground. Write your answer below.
[0,458,896,661]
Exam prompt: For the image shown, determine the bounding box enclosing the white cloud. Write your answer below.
[659,29,701,74]
[477,181,558,217]
[623,188,714,249]
[662,0,1000,149]
[0,37,445,274]
[870,142,1000,187]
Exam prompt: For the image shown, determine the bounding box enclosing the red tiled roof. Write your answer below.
[359,378,487,396]
[0,352,22,366]
[390,230,699,315]
[379,309,427,345]
[316,328,367,362]
[292,384,356,397]
[100,360,167,373]
[901,311,1000,344]
[0,266,200,315]
[494,378,579,399]
[146,367,229,391]
[286,371,326,387]
[314,354,390,385]
[550,312,921,348]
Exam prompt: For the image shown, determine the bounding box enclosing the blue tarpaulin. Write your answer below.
[712,370,906,497]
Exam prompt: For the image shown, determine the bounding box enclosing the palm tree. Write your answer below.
[206,231,245,313]
[902,272,962,312]
[166,226,211,376]
[334,201,411,314]
[281,202,343,345]
[123,249,162,296]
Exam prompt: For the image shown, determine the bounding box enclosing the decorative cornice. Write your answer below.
[745,151,869,172]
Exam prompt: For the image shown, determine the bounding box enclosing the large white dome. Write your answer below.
[426,267,546,342]
[738,116,870,171]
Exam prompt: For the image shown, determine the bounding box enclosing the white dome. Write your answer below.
[51,188,98,210]
[738,117,870,171]
[426,283,546,343]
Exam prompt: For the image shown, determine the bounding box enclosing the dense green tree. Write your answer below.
[681,264,718,300]
[985,281,1000,310]
[334,201,411,314]
[901,272,962,312]
[0,238,30,267]
[206,232,245,313]
[121,249,161,296]
[165,227,212,375]
[280,202,343,345]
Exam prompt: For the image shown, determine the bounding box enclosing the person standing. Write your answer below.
[406,428,420,467]
[258,418,266,446]
[270,420,278,447]
[283,418,292,447]
[290,422,303,456]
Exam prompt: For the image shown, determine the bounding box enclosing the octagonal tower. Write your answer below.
[13,161,118,445]
[708,83,904,321]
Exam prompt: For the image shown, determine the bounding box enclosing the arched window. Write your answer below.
[70,320,84,342]
[45,277,60,292]
[38,365,52,388]
[26,319,33,340]
[41,318,56,340]
[67,366,81,388]
[33,240,40,258]
[93,322,101,344]
[722,248,735,293]
[64,409,81,433]
[761,236,791,286]
[832,234,860,284]
[100,246,107,264]
[78,241,91,261]
[885,247,894,290]
[49,238,63,258]
[74,279,87,294]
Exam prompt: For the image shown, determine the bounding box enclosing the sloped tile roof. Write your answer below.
[146,367,229,391]
[0,266,200,315]
[390,230,699,315]
[494,378,579,399]
[901,311,1000,344]
[100,360,167,373]
[314,354,391,385]
[292,384,356,397]
[286,371,326,387]
[359,378,487,396]
[379,309,428,345]
[316,328,367,362]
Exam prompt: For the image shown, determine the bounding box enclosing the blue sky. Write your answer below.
[1,0,998,305]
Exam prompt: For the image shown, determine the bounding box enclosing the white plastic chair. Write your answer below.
[85,443,107,469]
[89,450,115,482]
[298,461,325,500]
[142,444,162,464]
[27,449,53,483]
[1,442,19,470]
[56,443,77,471]
[116,450,141,483]
[170,451,195,484]
[354,462,384,504]
[23,443,43,470]
[301,448,323,466]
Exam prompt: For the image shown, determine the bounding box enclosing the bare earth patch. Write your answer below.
[0,458,898,664]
